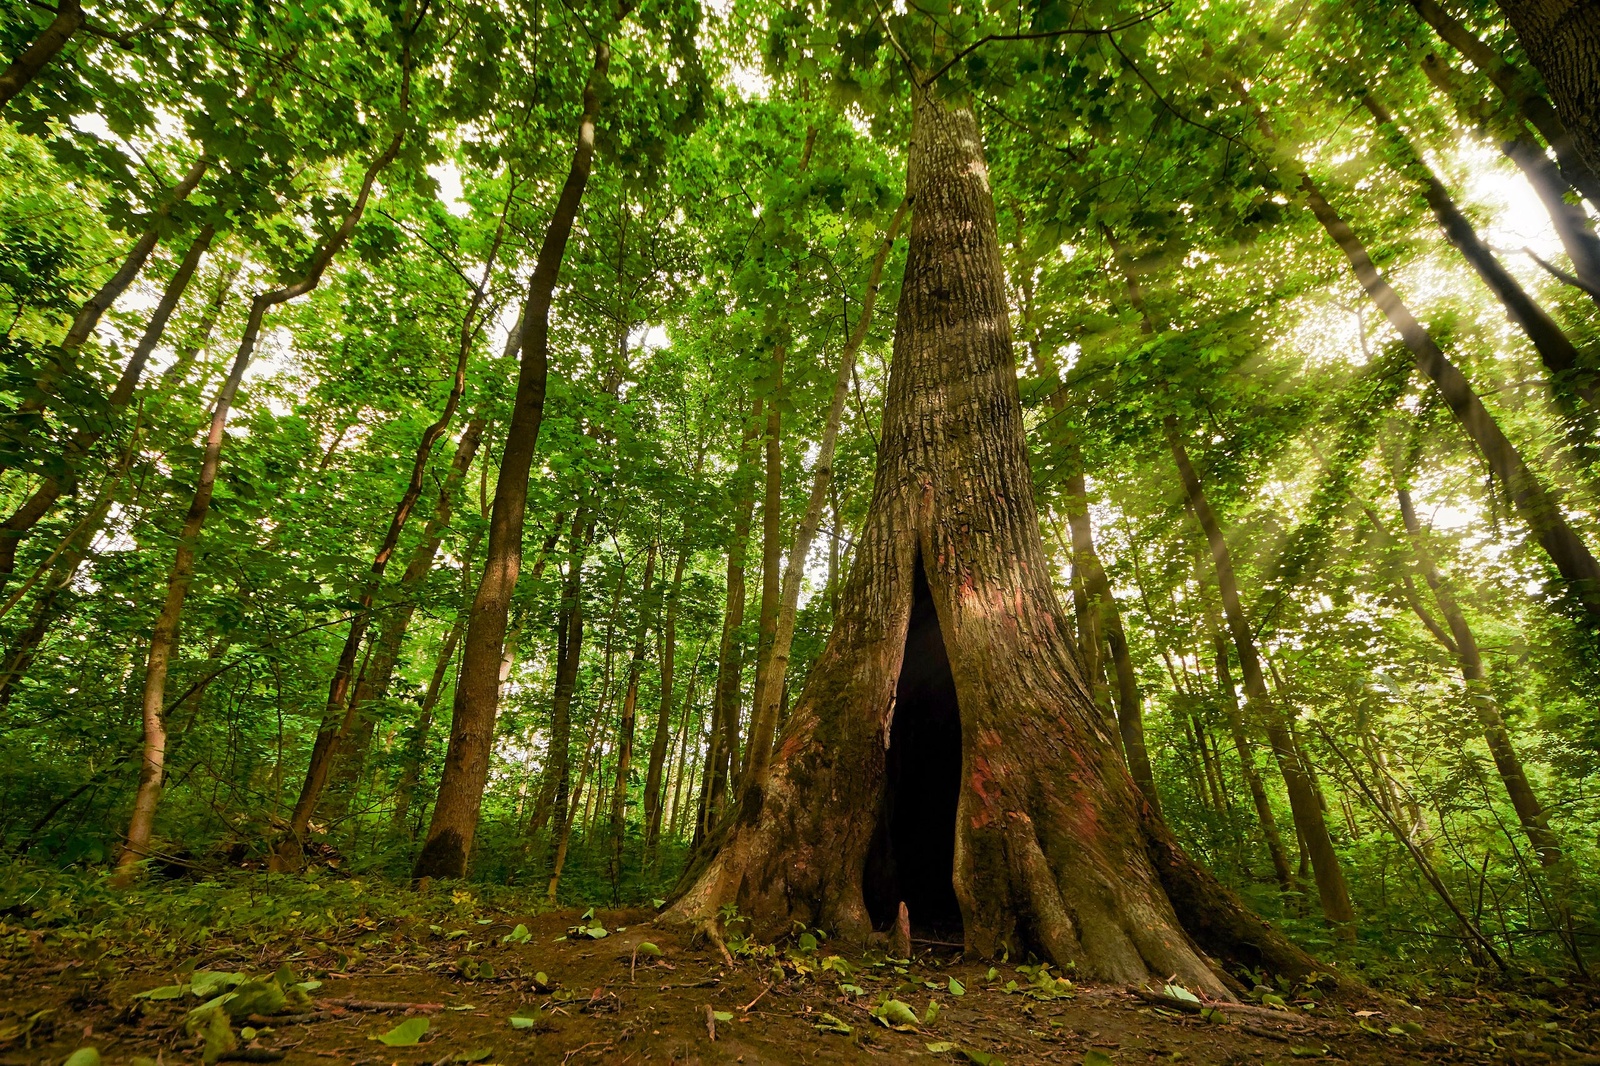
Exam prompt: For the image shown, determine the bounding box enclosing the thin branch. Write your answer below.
[921,4,1173,88]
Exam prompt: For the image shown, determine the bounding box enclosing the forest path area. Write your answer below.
[3,898,1595,1066]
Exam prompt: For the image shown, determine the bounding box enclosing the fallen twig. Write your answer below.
[741,983,772,1012]
[703,1003,716,1041]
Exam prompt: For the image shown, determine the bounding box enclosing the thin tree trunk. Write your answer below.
[1213,627,1295,894]
[700,403,762,838]
[742,199,909,796]
[524,511,593,841]
[642,546,687,850]
[1168,421,1357,937]
[608,539,658,892]
[1421,52,1600,305]
[392,589,470,835]
[414,18,626,878]
[664,639,706,846]
[111,87,410,885]
[1395,486,1562,865]
[1361,93,1594,405]
[0,223,217,585]
[284,208,509,856]
[1299,178,1600,619]
[1491,0,1600,181]
[741,350,786,788]
[1410,0,1600,201]
[0,0,84,109]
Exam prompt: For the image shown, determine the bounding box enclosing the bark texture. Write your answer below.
[642,548,687,849]
[1494,0,1600,179]
[668,86,1319,989]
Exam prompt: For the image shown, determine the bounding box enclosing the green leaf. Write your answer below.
[64,1049,100,1066]
[813,1012,851,1035]
[377,1018,429,1046]
[134,984,188,1000]
[185,1006,237,1065]
[453,1051,492,1063]
[961,1050,1004,1065]
[947,977,965,996]
[1084,1052,1114,1066]
[501,923,531,944]
[635,941,662,956]
[225,979,286,1019]
[509,1016,536,1030]
[871,999,919,1028]
[798,932,818,953]
[1162,983,1199,1004]
[924,999,941,1025]
[927,1041,956,1053]
[189,972,246,998]
[713,1010,734,1023]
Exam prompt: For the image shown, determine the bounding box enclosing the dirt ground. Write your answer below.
[3,903,1598,1065]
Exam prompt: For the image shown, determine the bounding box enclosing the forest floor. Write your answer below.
[2,872,1599,1066]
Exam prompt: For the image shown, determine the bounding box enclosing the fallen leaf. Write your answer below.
[927,1041,956,1053]
[63,1049,100,1066]
[376,1018,429,1046]
[947,977,965,996]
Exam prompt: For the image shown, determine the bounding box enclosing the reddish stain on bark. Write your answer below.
[969,754,998,828]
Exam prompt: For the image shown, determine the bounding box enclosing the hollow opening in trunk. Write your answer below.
[864,557,964,938]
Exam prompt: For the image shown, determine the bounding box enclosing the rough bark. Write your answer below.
[414,23,623,879]
[1421,51,1600,306]
[1168,422,1357,937]
[742,199,909,796]
[1410,0,1600,201]
[0,223,216,587]
[1395,487,1562,865]
[111,102,408,885]
[608,539,658,890]
[1493,0,1600,181]
[642,547,687,849]
[1361,94,1594,405]
[667,84,1323,989]
[392,582,472,836]
[1299,178,1600,621]
[0,0,84,109]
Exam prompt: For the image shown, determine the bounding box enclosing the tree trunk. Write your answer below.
[1493,0,1600,180]
[608,539,658,891]
[524,511,593,841]
[663,639,706,845]
[413,26,622,878]
[0,223,216,585]
[642,547,688,849]
[284,210,508,857]
[1299,177,1600,621]
[392,596,470,836]
[1213,627,1295,895]
[668,84,1324,989]
[699,404,762,838]
[0,0,84,109]
[1064,465,1161,813]
[109,97,408,884]
[322,419,493,821]
[742,199,909,795]
[1421,51,1600,305]
[1410,0,1600,201]
[1168,421,1357,937]
[1395,487,1562,865]
[741,353,786,786]
[1361,94,1594,405]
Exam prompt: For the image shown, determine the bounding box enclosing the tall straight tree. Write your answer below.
[415,6,632,878]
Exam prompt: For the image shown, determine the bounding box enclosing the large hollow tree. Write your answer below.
[667,81,1320,989]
